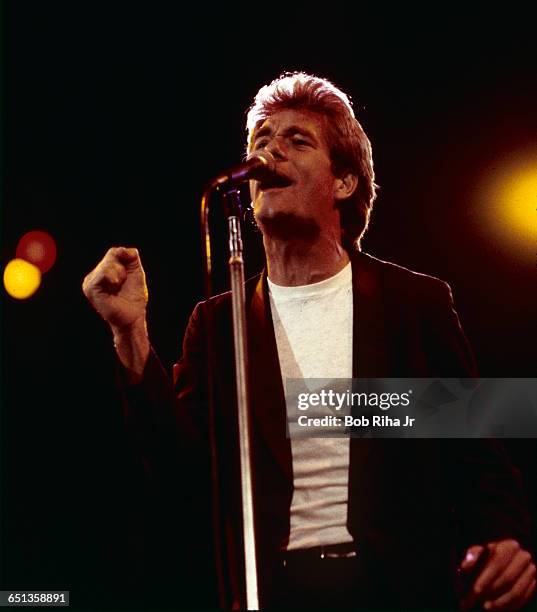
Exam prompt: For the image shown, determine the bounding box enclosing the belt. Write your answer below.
[282,541,357,563]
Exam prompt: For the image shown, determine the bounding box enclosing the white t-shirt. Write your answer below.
[268,262,354,550]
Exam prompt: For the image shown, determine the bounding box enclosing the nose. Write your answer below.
[264,135,287,161]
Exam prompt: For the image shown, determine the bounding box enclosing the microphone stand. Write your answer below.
[201,185,259,610]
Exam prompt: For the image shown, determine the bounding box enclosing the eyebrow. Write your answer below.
[253,124,319,144]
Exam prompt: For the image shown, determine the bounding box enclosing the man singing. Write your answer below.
[83,72,535,609]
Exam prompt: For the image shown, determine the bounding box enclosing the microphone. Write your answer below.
[209,150,276,189]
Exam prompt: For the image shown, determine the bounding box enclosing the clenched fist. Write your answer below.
[82,246,150,379]
[83,246,147,331]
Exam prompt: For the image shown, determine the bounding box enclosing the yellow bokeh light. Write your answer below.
[3,258,42,299]
[498,169,537,240]
[472,151,537,258]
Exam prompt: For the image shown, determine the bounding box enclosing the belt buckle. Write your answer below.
[325,550,357,559]
[320,544,357,559]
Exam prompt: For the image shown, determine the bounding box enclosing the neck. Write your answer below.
[264,232,350,287]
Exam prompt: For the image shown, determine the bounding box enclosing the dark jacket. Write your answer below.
[124,251,531,609]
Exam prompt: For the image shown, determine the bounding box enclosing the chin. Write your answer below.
[254,192,295,218]
[255,210,320,243]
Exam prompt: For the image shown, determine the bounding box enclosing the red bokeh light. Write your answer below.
[16,230,57,273]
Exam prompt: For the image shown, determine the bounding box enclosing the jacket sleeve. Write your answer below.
[117,302,220,608]
[119,301,210,477]
[448,438,533,556]
[425,284,534,554]
[423,278,478,377]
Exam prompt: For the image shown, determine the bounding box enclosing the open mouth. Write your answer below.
[258,173,293,191]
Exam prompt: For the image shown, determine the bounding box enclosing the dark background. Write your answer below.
[2,2,536,610]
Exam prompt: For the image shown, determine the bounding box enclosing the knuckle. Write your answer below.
[521,550,532,564]
[109,261,123,275]
[107,246,124,261]
[82,272,96,294]
[103,270,118,284]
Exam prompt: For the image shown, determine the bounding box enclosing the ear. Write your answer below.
[334,173,358,201]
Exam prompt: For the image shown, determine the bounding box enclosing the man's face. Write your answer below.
[249,109,344,240]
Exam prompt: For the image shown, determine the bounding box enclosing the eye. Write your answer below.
[292,137,309,147]
[254,138,269,150]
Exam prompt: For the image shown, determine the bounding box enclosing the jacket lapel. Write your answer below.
[349,252,391,517]
[351,251,390,378]
[246,274,293,480]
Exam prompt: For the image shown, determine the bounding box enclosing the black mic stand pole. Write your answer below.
[201,184,259,610]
